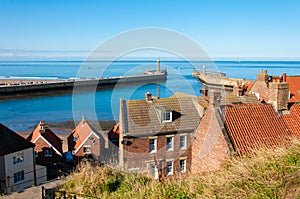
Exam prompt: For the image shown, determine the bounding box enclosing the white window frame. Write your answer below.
[14,170,24,184]
[162,111,172,123]
[149,138,157,153]
[44,149,53,157]
[166,161,173,176]
[179,135,187,150]
[166,135,174,151]
[13,152,24,164]
[179,158,187,173]
[83,145,91,154]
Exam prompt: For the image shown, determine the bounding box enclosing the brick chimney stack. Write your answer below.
[145,92,152,102]
[39,120,46,133]
[282,73,287,82]
[268,77,289,111]
[200,87,208,96]
[256,69,269,83]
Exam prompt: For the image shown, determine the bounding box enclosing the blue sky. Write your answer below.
[0,0,299,60]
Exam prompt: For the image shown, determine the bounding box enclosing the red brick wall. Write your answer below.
[121,133,193,177]
[191,106,229,174]
[34,137,62,165]
[75,134,101,160]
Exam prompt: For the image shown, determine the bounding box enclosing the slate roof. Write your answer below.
[223,104,292,155]
[285,76,300,102]
[121,94,202,136]
[0,123,34,156]
[282,103,300,137]
[27,120,63,155]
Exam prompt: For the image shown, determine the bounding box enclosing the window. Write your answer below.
[162,111,172,123]
[149,138,157,153]
[44,149,52,157]
[34,151,39,157]
[180,135,187,150]
[180,159,186,173]
[13,152,24,164]
[83,145,91,154]
[166,136,173,151]
[166,161,173,175]
[14,171,24,184]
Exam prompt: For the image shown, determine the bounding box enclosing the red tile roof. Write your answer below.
[282,103,300,138]
[27,120,63,155]
[285,76,300,102]
[223,104,292,155]
[68,117,100,153]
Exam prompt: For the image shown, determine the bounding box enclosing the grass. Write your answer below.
[60,141,300,199]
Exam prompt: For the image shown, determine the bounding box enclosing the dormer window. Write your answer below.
[162,111,172,122]
[155,106,173,123]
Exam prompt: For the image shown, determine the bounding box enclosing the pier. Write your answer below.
[193,66,252,92]
[0,71,167,98]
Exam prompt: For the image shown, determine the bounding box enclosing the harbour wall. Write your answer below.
[0,73,167,97]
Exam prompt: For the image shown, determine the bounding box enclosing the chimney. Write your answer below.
[237,87,244,96]
[145,92,152,102]
[256,69,268,83]
[200,87,208,96]
[82,115,86,125]
[210,91,221,107]
[39,120,45,133]
[157,58,160,72]
[268,81,289,111]
[282,73,287,82]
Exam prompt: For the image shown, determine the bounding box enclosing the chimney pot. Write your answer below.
[282,73,287,82]
[264,70,267,75]
[145,92,152,102]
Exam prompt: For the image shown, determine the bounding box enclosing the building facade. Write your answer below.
[0,123,46,194]
[118,92,204,178]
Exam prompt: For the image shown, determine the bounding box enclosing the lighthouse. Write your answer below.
[157,58,160,72]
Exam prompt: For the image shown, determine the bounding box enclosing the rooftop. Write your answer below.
[282,103,300,138]
[285,76,300,102]
[121,92,202,136]
[223,104,292,155]
[27,120,63,155]
[0,123,34,156]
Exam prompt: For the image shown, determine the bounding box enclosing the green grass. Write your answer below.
[60,141,300,198]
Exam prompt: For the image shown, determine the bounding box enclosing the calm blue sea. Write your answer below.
[0,60,300,131]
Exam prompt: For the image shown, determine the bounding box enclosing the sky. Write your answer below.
[0,0,299,60]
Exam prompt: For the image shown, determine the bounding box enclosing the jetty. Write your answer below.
[0,59,167,98]
[192,66,252,92]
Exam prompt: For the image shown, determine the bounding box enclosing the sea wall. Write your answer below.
[0,73,167,97]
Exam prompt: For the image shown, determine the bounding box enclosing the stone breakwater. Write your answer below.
[0,72,167,98]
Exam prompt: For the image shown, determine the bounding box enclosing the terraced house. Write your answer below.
[0,124,46,194]
[118,92,208,179]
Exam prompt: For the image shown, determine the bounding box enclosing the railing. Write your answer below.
[0,167,47,194]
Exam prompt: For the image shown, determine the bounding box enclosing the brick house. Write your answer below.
[249,70,290,111]
[0,123,46,194]
[27,120,63,166]
[191,87,297,174]
[118,92,206,178]
[68,116,108,163]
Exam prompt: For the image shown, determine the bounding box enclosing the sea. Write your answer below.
[0,60,300,132]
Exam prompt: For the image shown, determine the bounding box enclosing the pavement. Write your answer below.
[1,178,67,199]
